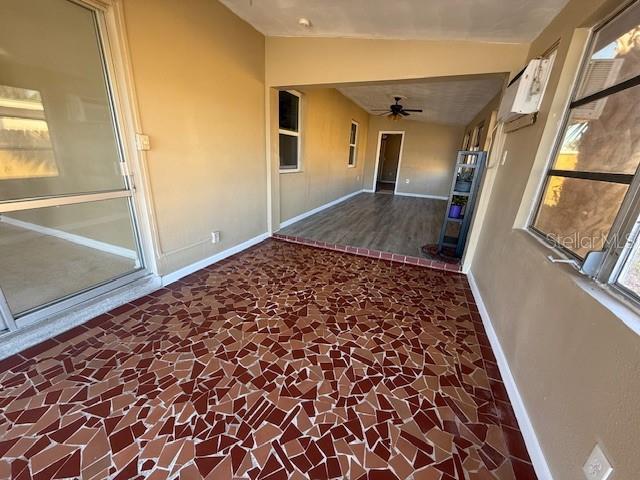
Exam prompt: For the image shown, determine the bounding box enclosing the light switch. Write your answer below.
[135,133,151,151]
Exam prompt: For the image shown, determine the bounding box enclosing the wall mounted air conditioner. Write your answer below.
[498,52,556,123]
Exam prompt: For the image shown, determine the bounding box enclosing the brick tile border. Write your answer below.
[272,233,462,273]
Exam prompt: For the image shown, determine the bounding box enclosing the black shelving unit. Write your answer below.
[437,150,487,258]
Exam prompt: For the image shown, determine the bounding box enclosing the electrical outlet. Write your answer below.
[405,178,410,184]
[211,231,221,244]
[583,444,612,480]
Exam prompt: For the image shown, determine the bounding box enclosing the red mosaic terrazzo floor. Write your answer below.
[0,239,536,479]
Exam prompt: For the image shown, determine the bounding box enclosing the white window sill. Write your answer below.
[347,164,356,169]
[279,168,302,174]
[521,228,640,336]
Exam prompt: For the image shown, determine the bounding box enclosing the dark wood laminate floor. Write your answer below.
[278,192,447,257]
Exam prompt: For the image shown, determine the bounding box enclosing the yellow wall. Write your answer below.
[469,0,640,478]
[279,88,369,223]
[459,92,503,269]
[266,37,528,87]
[363,117,464,197]
[122,0,267,274]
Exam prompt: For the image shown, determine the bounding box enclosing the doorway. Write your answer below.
[373,132,404,194]
[0,0,148,331]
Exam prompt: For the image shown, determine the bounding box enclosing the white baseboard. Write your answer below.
[279,189,364,228]
[161,232,270,286]
[467,272,553,480]
[1,215,138,260]
[394,191,448,200]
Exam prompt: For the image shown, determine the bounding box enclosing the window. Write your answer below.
[461,132,471,150]
[471,122,484,151]
[348,121,358,167]
[0,85,58,180]
[279,90,301,171]
[531,0,640,300]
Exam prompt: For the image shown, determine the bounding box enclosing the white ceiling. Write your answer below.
[337,75,505,126]
[220,0,569,43]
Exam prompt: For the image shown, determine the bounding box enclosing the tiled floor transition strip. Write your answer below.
[272,233,462,273]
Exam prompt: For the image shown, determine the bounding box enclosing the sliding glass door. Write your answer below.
[0,0,146,328]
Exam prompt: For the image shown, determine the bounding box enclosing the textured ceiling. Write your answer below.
[337,76,506,126]
[220,0,569,43]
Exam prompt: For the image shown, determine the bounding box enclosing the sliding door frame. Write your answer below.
[0,0,160,331]
[0,289,17,331]
[93,0,160,275]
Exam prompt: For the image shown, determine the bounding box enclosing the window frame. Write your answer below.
[348,120,358,168]
[471,122,484,151]
[528,0,640,305]
[278,89,302,173]
[461,132,471,150]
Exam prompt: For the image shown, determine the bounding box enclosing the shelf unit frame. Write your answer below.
[437,150,487,258]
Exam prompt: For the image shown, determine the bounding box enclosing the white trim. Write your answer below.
[392,133,407,195]
[394,192,448,200]
[101,0,161,274]
[348,120,359,167]
[0,215,138,260]
[279,167,303,174]
[371,131,405,192]
[266,87,274,234]
[279,129,299,136]
[279,190,364,229]
[161,232,270,286]
[470,123,483,150]
[467,272,554,480]
[0,190,132,213]
[69,0,112,10]
[278,89,302,173]
[0,290,17,332]
[461,131,471,150]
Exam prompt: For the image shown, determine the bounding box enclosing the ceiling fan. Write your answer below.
[373,96,423,120]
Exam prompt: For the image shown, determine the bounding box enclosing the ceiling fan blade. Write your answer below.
[371,109,390,111]
[403,109,423,112]
[376,111,392,116]
[399,111,410,116]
